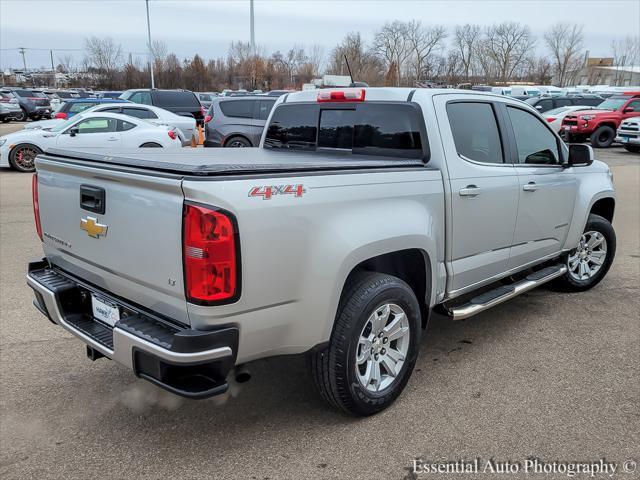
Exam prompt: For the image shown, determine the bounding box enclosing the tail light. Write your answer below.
[55,112,67,119]
[168,130,177,140]
[183,203,239,304]
[200,105,206,116]
[546,117,555,122]
[317,88,365,103]
[204,114,212,123]
[32,174,43,241]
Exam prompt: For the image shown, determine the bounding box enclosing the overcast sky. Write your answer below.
[1,0,639,70]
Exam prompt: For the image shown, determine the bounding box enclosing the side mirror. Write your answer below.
[567,144,594,167]
[623,107,634,113]
[535,105,542,110]
[69,127,79,137]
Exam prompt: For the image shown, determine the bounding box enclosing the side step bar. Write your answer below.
[444,264,567,320]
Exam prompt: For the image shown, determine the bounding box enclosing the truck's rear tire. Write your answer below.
[624,145,640,153]
[310,272,421,416]
[552,214,616,292]
[590,126,615,148]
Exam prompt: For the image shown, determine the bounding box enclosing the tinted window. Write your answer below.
[264,104,317,150]
[14,89,37,97]
[73,118,117,134]
[626,100,640,112]
[534,99,554,112]
[123,107,156,119]
[319,109,355,149]
[507,107,559,165]
[118,119,136,131]
[219,100,255,118]
[265,103,424,159]
[153,90,199,107]
[447,102,503,164]
[555,98,572,108]
[257,100,276,120]
[582,97,604,106]
[353,104,422,157]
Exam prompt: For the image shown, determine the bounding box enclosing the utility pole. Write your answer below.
[250,0,255,55]
[50,50,57,88]
[19,47,27,71]
[145,0,155,88]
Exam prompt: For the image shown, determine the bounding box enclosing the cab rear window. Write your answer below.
[265,103,425,159]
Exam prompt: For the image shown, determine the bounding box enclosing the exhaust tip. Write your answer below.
[234,365,251,383]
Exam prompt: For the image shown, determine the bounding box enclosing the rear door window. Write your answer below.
[446,102,504,164]
[130,91,153,105]
[123,107,157,119]
[264,103,424,159]
[554,98,572,108]
[220,100,254,118]
[257,99,276,120]
[68,102,96,113]
[153,90,199,107]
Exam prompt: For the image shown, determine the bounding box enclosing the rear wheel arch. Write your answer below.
[224,135,252,147]
[339,249,432,329]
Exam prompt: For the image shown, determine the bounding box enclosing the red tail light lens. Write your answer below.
[546,117,555,122]
[204,115,212,123]
[55,112,67,119]
[200,106,206,116]
[317,88,365,103]
[183,203,239,304]
[168,130,177,140]
[32,173,43,241]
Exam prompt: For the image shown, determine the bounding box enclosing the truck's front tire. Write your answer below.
[310,272,421,416]
[552,214,616,292]
[590,126,616,148]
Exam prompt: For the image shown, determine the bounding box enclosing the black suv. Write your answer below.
[1,88,52,121]
[119,89,205,124]
[525,95,604,113]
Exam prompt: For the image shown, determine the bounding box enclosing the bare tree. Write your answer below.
[454,24,481,81]
[544,23,584,87]
[483,22,536,84]
[327,32,383,85]
[372,21,411,86]
[308,44,325,77]
[610,35,640,84]
[84,36,123,73]
[405,21,447,81]
[271,45,307,86]
[57,54,75,73]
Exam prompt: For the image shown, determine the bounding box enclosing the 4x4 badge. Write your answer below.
[80,217,108,238]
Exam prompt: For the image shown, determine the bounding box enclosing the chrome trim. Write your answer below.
[447,265,567,320]
[27,274,233,371]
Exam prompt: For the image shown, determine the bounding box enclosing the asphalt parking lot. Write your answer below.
[1,120,638,479]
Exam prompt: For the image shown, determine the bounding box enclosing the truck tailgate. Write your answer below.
[35,156,189,324]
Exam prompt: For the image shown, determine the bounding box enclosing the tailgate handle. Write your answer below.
[80,185,106,214]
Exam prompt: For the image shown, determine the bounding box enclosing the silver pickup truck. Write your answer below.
[27,88,616,416]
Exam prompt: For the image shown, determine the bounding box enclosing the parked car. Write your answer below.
[197,92,217,110]
[543,105,596,133]
[0,112,181,172]
[615,116,640,153]
[561,91,640,147]
[0,88,52,121]
[53,98,130,119]
[42,90,82,112]
[203,96,276,147]
[27,88,616,415]
[0,92,22,122]
[26,103,197,146]
[525,95,604,113]
[119,89,205,125]
[265,90,294,97]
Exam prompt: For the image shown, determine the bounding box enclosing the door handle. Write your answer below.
[523,182,539,192]
[107,137,119,141]
[459,185,481,197]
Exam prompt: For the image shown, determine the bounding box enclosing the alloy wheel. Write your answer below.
[567,231,608,281]
[356,303,410,393]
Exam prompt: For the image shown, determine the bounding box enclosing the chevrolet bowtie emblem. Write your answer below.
[80,217,108,238]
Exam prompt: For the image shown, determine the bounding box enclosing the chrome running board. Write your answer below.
[444,264,567,320]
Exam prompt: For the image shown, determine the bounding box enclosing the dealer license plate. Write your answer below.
[91,294,120,327]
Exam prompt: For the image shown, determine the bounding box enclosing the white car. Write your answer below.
[543,105,595,133]
[25,103,197,146]
[616,116,640,153]
[0,112,181,172]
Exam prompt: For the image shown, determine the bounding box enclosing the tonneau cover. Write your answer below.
[40,147,426,176]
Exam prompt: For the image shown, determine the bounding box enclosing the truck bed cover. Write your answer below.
[40,147,426,176]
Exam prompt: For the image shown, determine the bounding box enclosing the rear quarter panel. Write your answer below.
[182,168,444,363]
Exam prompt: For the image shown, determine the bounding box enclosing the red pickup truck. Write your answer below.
[561,92,640,147]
